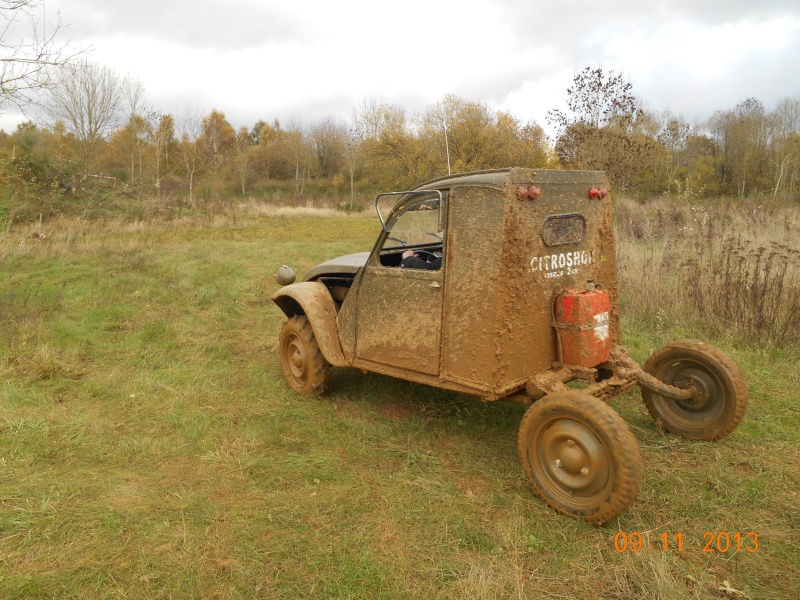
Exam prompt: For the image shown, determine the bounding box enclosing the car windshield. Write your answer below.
[383,198,442,248]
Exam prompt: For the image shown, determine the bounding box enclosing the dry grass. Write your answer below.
[616,197,800,347]
[0,201,798,599]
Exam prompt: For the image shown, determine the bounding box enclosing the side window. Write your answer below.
[378,193,445,268]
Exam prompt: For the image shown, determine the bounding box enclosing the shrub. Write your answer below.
[336,201,365,213]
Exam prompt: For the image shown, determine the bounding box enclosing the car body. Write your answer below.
[272,168,748,524]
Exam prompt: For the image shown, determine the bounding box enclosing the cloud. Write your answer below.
[496,0,800,36]
[637,29,800,122]
[453,65,548,110]
[472,3,800,129]
[657,0,800,24]
[52,0,307,50]
[4,0,794,140]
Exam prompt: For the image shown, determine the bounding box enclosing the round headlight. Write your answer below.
[275,265,296,286]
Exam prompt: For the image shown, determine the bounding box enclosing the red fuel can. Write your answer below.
[553,286,611,367]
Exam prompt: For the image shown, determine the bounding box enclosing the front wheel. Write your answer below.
[642,341,748,440]
[278,316,331,396]
[518,391,642,525]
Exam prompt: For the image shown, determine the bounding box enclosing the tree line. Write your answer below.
[2,60,799,211]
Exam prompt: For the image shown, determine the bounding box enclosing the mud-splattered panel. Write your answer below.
[355,265,444,375]
[441,186,505,391]
[496,169,619,383]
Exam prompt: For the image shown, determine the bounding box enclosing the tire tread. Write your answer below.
[642,340,747,440]
[518,391,642,525]
[279,315,331,396]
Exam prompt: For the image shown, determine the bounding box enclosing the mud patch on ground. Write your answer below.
[377,402,414,421]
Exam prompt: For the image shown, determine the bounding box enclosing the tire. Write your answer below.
[278,316,331,396]
[518,391,642,525]
[642,341,748,440]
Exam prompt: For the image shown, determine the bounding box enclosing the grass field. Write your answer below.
[1,203,798,599]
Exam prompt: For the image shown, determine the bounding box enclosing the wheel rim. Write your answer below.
[284,333,308,386]
[531,415,612,509]
[657,359,728,428]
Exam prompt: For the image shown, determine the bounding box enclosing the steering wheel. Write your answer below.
[414,249,438,263]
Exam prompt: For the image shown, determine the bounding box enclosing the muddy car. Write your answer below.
[272,168,748,524]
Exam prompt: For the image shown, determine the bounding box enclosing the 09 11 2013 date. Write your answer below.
[614,531,759,553]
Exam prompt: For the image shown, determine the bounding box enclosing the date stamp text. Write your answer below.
[614,531,759,553]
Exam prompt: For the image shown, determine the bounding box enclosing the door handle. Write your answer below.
[430,281,441,289]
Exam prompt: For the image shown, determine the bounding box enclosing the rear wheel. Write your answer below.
[642,341,747,440]
[518,391,642,525]
[278,316,330,395]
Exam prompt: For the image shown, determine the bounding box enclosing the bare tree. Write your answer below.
[148,112,174,198]
[177,106,204,204]
[548,66,637,132]
[233,125,251,195]
[0,0,82,111]
[342,118,363,201]
[355,94,387,140]
[45,60,125,171]
[708,99,770,197]
[254,119,279,181]
[769,97,800,199]
[282,120,313,196]
[199,109,234,178]
[547,66,653,193]
[122,76,148,188]
[656,111,690,194]
[310,116,347,179]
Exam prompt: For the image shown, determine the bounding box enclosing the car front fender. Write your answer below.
[272,282,347,367]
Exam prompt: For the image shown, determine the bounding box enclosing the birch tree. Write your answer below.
[122,76,148,189]
[233,125,251,195]
[149,112,174,198]
[178,107,204,204]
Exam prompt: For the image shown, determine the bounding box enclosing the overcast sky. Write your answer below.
[3,0,799,136]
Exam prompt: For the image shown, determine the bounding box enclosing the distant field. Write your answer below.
[1,205,798,599]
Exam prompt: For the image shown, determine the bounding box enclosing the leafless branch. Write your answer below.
[1,0,86,112]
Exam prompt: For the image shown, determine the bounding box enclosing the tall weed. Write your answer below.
[616,197,800,347]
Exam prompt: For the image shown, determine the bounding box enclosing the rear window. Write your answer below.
[542,213,585,246]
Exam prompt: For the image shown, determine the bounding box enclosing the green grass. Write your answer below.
[1,209,798,599]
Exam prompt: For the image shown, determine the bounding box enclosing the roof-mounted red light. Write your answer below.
[517,185,542,200]
[589,187,608,199]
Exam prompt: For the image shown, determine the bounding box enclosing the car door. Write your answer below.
[354,195,445,375]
